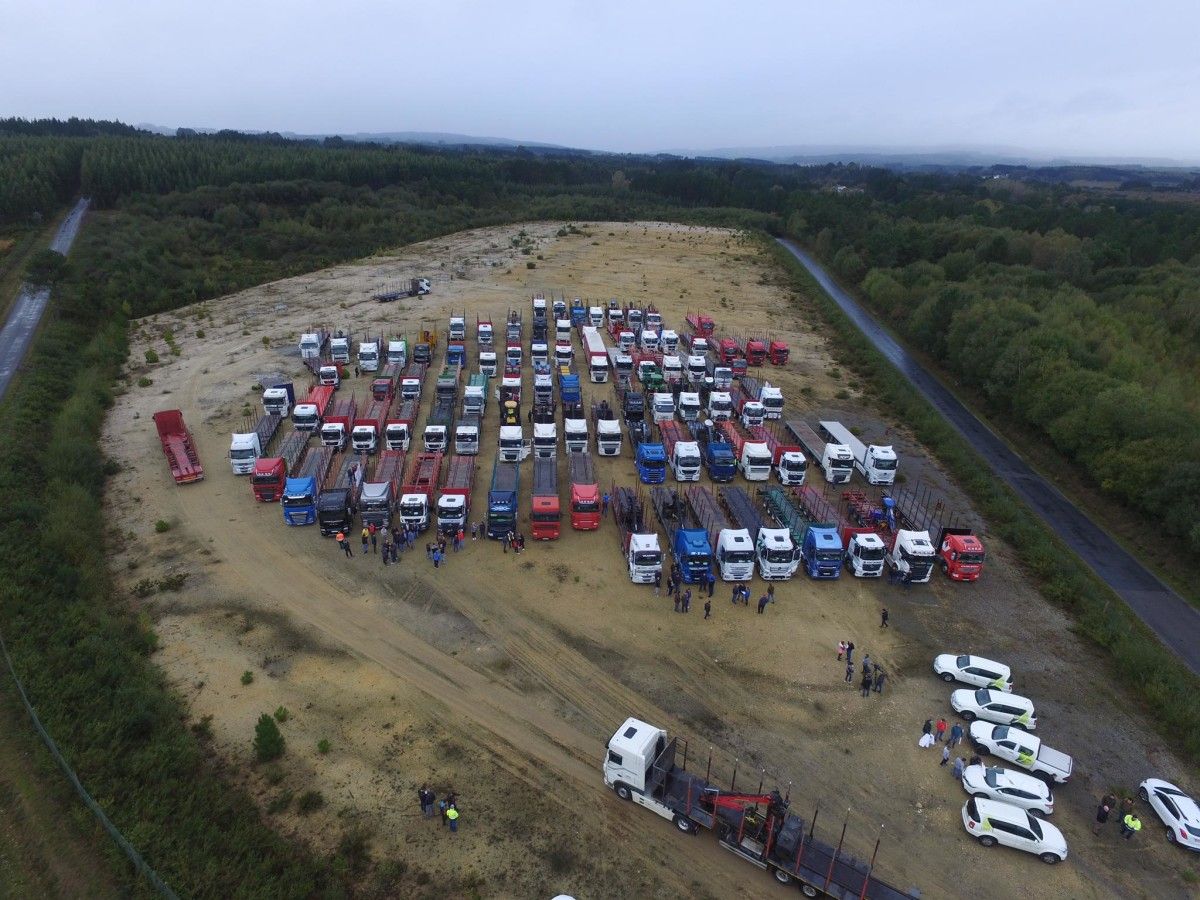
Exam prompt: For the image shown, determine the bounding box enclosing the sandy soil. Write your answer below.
[102,223,1198,898]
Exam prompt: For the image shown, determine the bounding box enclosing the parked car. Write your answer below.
[969,722,1073,784]
[1139,778,1200,850]
[962,765,1054,816]
[952,688,1037,729]
[933,654,1012,691]
[961,797,1067,864]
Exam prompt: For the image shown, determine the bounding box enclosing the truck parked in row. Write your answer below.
[384,398,418,452]
[252,431,309,502]
[745,425,805,485]
[292,384,335,432]
[386,338,408,368]
[476,315,493,347]
[282,446,333,526]
[686,486,754,582]
[592,402,622,456]
[317,452,366,536]
[399,452,442,533]
[818,420,898,485]
[720,487,800,580]
[785,420,853,484]
[762,487,842,579]
[568,453,601,530]
[463,373,488,417]
[298,328,330,360]
[498,424,528,463]
[454,413,480,455]
[423,397,456,454]
[685,311,715,337]
[739,377,783,420]
[351,398,390,454]
[582,326,609,383]
[486,459,520,539]
[695,421,737,482]
[563,414,588,453]
[358,334,381,373]
[659,421,701,482]
[635,436,667,484]
[154,409,205,484]
[716,420,772,481]
[229,414,281,475]
[889,486,986,582]
[372,277,430,302]
[321,396,358,449]
[436,455,475,534]
[400,362,428,402]
[372,364,401,402]
[360,450,406,529]
[651,488,712,584]
[613,484,662,583]
[531,457,561,540]
[261,382,295,417]
[330,330,353,365]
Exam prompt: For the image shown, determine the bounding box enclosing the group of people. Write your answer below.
[335,522,421,562]
[502,530,526,553]
[838,641,888,695]
[417,785,461,832]
[1093,792,1142,840]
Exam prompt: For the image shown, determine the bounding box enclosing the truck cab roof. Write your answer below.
[758,528,794,550]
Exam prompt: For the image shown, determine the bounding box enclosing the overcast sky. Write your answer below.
[3,0,1198,160]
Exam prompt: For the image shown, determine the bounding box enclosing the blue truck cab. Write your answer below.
[282,475,318,525]
[636,442,667,484]
[447,343,466,367]
[801,524,843,579]
[673,528,712,583]
[487,459,520,538]
[559,374,582,406]
[697,422,736,482]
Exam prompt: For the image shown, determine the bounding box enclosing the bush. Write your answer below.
[154,519,170,533]
[526,261,536,269]
[136,376,152,387]
[253,713,285,762]
[240,670,254,685]
[144,349,159,363]
[317,739,331,754]
[195,329,205,339]
[297,790,324,814]
[273,706,289,723]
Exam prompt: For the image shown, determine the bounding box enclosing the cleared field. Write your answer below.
[102,223,1197,898]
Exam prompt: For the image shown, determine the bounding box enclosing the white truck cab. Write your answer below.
[228,432,264,475]
[437,493,467,531]
[708,392,732,422]
[357,339,380,372]
[564,418,589,453]
[533,423,557,458]
[661,329,679,354]
[678,392,701,422]
[844,532,887,577]
[651,392,675,423]
[887,529,936,582]
[479,351,498,376]
[588,306,604,327]
[756,528,800,580]
[596,418,622,456]
[386,340,408,368]
[668,438,701,482]
[397,493,430,532]
[626,534,662,582]
[740,401,765,429]
[498,426,529,462]
[715,528,756,581]
[640,330,660,352]
[318,365,340,388]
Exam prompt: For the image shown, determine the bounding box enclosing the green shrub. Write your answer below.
[144,349,158,363]
[136,376,152,387]
[317,739,331,754]
[240,670,254,686]
[154,519,170,533]
[297,790,324,814]
[253,713,285,762]
[273,706,289,723]
[526,261,536,269]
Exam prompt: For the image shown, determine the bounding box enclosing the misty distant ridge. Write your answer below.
[133,123,1199,169]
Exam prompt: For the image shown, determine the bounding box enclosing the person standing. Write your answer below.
[1120,796,1134,820]
[940,744,951,767]
[935,718,947,742]
[706,569,715,598]
[735,583,746,606]
[382,532,393,564]
[845,642,855,665]
[602,492,610,516]
[368,523,378,554]
[682,589,692,614]
[952,757,965,779]
[862,653,872,674]
[1093,796,1115,835]
[860,670,873,698]
[418,785,434,818]
[845,661,854,684]
[703,599,712,620]
[880,607,889,628]
[432,546,443,569]
[673,592,681,614]
[837,640,847,661]
[336,531,353,558]
[872,666,887,694]
[757,593,770,614]
[1120,813,1142,840]
[948,723,964,748]
[922,718,933,739]
[446,806,460,833]
[653,570,661,596]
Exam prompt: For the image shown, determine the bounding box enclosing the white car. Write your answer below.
[962,797,1067,864]
[1139,778,1200,850]
[951,688,1037,729]
[962,765,1054,816]
[933,654,1012,691]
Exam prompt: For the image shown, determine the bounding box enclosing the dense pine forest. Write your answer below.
[2,117,1199,894]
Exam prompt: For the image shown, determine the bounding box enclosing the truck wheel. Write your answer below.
[800,884,820,898]
[772,868,791,885]
[978,835,996,848]
[673,815,695,834]
[614,783,632,801]
[1039,852,1061,865]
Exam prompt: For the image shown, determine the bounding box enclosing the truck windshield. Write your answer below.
[642,459,665,470]
[833,460,853,471]
[251,474,277,485]
[875,458,898,470]
[817,550,842,562]
[363,500,387,511]
[763,398,783,409]
[783,458,807,472]
[282,494,312,508]
[958,552,986,564]
[748,454,772,468]
[400,502,424,516]
[573,500,599,512]
[901,549,932,565]
[632,551,661,566]
[861,546,886,561]
[711,400,731,411]
[531,512,560,522]
[500,439,522,448]
[725,550,754,564]
[360,351,376,361]
[230,448,256,460]
[679,455,700,467]
[293,412,316,426]
[766,548,794,563]
[687,554,711,567]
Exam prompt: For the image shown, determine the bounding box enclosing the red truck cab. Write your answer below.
[252,458,285,501]
[743,337,767,366]
[938,528,986,581]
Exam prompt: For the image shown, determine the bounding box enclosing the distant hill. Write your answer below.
[136,123,577,151]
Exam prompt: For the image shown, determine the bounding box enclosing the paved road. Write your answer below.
[0,199,90,400]
[778,238,1200,676]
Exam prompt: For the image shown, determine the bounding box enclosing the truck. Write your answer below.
[786,420,853,484]
[563,415,589,454]
[696,421,737,482]
[498,425,528,463]
[686,486,754,582]
[818,421,898,485]
[533,419,557,459]
[749,425,806,485]
[791,486,846,579]
[716,420,772,481]
[436,455,475,534]
[677,390,702,423]
[603,718,919,898]
[766,336,789,366]
[252,431,309,502]
[505,308,522,344]
[423,397,456,453]
[398,452,442,533]
[659,421,701,482]
[651,488,712,584]
[887,486,986,582]
[476,315,493,347]
[588,305,604,328]
[739,334,767,367]
[400,362,428,401]
[569,297,586,327]
[733,391,766,429]
[357,335,381,373]
[229,413,281,475]
[360,449,405,529]
[705,355,733,390]
[884,528,936,584]
[635,438,667,484]
[282,446,333,526]
[291,384,335,432]
[386,338,408,368]
[567,453,601,530]
[486,459,520,539]
[412,327,437,365]
[613,484,662,583]
[261,382,295,417]
[454,413,480,455]
[315,359,342,388]
[320,395,358,449]
[446,338,466,368]
[763,487,841,579]
[448,311,466,343]
[707,390,733,422]
[608,346,634,383]
[684,332,712,358]
[592,401,623,457]
[720,487,800,580]
[685,355,708,386]
[463,372,488,417]
[530,457,561,540]
[660,329,679,356]
[330,330,353,365]
[479,349,498,376]
[372,277,430,302]
[317,452,366,536]
[153,410,204,484]
[351,398,390,454]
[383,398,418,452]
[606,300,623,328]
[740,377,784,420]
[650,391,675,424]
[839,490,890,578]
[582,326,609,383]
[969,723,1073,784]
[685,312,715,337]
[559,373,582,409]
[371,364,401,402]
[715,337,740,365]
[298,328,330,360]
[661,354,683,387]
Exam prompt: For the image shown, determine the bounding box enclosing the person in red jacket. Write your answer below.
[935,718,948,742]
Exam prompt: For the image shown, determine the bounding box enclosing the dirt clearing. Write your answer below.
[103,223,1197,898]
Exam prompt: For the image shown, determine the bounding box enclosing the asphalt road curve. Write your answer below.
[0,199,90,400]
[777,237,1200,676]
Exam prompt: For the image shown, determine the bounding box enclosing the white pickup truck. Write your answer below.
[969,723,1073,784]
